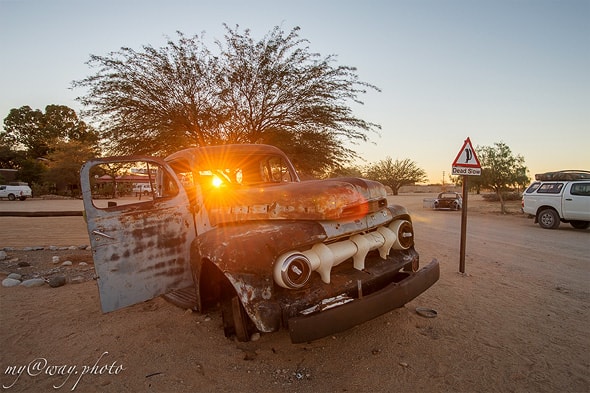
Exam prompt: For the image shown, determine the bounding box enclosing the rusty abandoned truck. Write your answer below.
[80,144,439,343]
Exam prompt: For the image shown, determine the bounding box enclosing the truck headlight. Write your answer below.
[390,219,414,250]
[275,253,313,289]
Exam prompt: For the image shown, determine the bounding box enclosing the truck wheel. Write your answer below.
[231,297,251,342]
[222,295,252,342]
[570,221,590,230]
[19,196,27,201]
[538,208,560,229]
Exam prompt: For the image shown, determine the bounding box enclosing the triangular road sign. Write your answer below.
[452,137,481,168]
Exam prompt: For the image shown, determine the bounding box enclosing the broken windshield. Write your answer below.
[195,154,294,187]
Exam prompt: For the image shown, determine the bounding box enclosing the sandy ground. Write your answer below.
[0,194,588,393]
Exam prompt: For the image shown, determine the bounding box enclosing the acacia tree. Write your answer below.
[73,24,381,174]
[476,142,529,214]
[259,128,355,178]
[364,157,427,195]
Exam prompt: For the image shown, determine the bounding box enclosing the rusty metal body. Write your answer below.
[80,144,439,343]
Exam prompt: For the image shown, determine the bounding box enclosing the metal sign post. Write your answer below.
[451,137,481,274]
[459,175,468,273]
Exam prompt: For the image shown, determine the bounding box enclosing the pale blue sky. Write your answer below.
[1,0,589,183]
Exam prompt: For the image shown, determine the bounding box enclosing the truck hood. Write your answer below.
[204,177,388,225]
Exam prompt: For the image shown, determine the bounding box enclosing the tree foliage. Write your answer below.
[15,158,47,188]
[259,128,355,178]
[327,164,363,179]
[43,140,100,196]
[364,157,428,195]
[2,106,45,158]
[73,24,381,175]
[475,141,529,213]
[1,105,99,159]
[1,105,100,193]
[0,141,25,169]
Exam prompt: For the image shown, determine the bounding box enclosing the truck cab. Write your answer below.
[80,144,439,343]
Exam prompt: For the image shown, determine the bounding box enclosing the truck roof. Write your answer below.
[165,144,287,163]
[534,170,590,181]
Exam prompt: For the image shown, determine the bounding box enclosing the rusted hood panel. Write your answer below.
[205,177,387,226]
[197,221,327,273]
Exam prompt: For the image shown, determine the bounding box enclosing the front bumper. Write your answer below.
[287,259,440,343]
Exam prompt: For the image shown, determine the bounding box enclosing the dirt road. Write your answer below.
[0,198,88,248]
[0,195,588,392]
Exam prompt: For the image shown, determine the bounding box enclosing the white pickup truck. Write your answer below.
[0,184,32,201]
[522,170,590,229]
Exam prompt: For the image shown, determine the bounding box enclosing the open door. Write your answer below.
[80,156,196,313]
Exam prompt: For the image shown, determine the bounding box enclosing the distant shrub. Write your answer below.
[31,183,53,197]
[482,192,521,202]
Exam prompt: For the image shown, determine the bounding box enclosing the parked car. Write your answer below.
[80,144,439,343]
[433,192,462,211]
[0,184,32,201]
[522,170,590,229]
[132,183,153,195]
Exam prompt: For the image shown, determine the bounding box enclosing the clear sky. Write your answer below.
[1,0,589,183]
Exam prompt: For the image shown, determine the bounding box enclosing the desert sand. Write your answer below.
[0,194,588,392]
